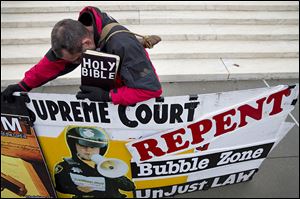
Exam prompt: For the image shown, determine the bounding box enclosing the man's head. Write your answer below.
[51,19,96,64]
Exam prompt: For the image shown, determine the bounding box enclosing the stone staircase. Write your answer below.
[1,1,299,88]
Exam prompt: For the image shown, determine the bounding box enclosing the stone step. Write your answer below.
[151,40,298,59]
[1,1,298,13]
[0,11,138,28]
[2,10,299,28]
[1,58,298,87]
[1,24,299,45]
[140,10,299,25]
[2,40,298,65]
[155,58,299,81]
[0,59,227,86]
[221,58,299,80]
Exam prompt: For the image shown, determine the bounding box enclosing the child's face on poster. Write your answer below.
[75,143,100,160]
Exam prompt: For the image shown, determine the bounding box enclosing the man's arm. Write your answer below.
[54,162,83,195]
[112,176,136,191]
[21,49,78,90]
[2,49,78,102]
[110,86,162,106]
[108,34,162,105]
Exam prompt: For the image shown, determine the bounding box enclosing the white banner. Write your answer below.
[126,85,298,162]
[16,84,298,198]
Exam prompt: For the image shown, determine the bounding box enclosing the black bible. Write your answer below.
[81,50,120,91]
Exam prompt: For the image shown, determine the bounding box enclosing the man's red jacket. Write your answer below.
[18,6,162,105]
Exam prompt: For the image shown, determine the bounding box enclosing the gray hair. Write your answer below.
[51,19,89,58]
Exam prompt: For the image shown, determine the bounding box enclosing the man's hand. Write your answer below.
[1,84,25,103]
[77,186,93,193]
[76,86,111,102]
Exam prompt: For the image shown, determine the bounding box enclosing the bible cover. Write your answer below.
[81,50,120,91]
